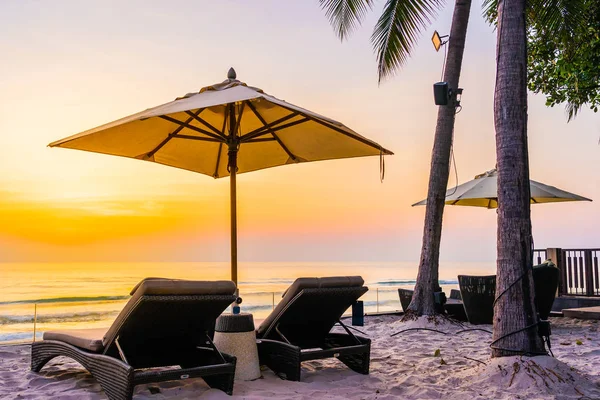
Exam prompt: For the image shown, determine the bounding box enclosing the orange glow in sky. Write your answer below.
[1,1,598,263]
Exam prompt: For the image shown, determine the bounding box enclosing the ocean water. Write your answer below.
[0,261,495,344]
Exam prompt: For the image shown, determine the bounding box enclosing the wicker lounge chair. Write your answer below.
[31,278,238,399]
[398,288,414,312]
[458,266,559,325]
[256,276,370,381]
[458,275,496,324]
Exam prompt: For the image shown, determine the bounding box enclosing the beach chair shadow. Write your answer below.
[256,276,371,381]
[31,278,238,400]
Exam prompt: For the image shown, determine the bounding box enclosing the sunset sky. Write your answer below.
[1,0,598,263]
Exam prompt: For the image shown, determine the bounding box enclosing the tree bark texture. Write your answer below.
[492,0,545,357]
[409,0,472,315]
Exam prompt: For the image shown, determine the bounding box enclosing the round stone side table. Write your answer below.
[213,313,261,381]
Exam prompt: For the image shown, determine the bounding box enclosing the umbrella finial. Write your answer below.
[227,67,237,80]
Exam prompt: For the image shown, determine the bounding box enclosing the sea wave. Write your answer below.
[240,278,294,285]
[0,310,119,326]
[236,304,277,313]
[0,295,130,306]
[0,332,41,343]
[371,279,458,286]
[0,279,460,306]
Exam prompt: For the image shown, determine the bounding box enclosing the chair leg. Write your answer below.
[31,341,134,400]
[324,333,371,375]
[257,339,302,381]
[31,342,57,373]
[338,351,370,375]
[203,372,235,395]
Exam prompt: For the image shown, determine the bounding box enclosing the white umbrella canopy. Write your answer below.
[51,69,392,178]
[50,68,393,284]
[412,168,592,209]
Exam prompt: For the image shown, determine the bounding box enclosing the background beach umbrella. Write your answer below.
[50,68,393,285]
[412,168,591,209]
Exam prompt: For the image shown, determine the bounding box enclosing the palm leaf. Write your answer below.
[529,0,586,39]
[483,0,585,38]
[565,101,580,122]
[482,0,497,24]
[371,0,445,83]
[319,0,375,40]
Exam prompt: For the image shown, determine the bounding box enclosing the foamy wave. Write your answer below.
[0,332,41,342]
[0,295,129,306]
[0,311,119,326]
[371,279,458,286]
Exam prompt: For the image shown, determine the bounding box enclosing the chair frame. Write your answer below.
[458,275,496,325]
[257,286,370,381]
[31,294,237,400]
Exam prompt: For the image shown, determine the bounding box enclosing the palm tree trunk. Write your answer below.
[409,0,472,315]
[492,0,545,357]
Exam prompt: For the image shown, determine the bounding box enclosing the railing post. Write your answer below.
[584,250,594,296]
[547,248,565,296]
[33,303,37,343]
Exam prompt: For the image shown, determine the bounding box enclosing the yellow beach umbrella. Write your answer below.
[50,68,393,284]
[412,168,591,209]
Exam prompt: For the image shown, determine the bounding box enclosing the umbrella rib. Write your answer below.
[240,117,310,142]
[245,101,299,161]
[184,110,226,138]
[274,103,394,155]
[159,115,226,142]
[213,111,228,178]
[233,102,245,138]
[146,110,202,158]
[172,134,221,142]
[239,111,300,141]
[246,138,277,142]
[214,143,223,178]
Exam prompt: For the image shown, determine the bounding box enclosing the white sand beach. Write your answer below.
[1,315,599,400]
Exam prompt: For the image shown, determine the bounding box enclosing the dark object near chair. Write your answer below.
[444,288,467,321]
[449,289,462,300]
[31,278,238,400]
[352,301,364,326]
[444,300,468,321]
[458,275,496,324]
[533,262,559,320]
[398,288,448,314]
[256,276,370,381]
[398,288,414,312]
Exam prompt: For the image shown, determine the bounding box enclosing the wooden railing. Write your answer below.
[533,249,547,265]
[535,248,600,297]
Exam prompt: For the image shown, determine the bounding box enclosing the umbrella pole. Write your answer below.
[229,146,238,287]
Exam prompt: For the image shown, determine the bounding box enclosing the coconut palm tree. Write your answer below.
[319,0,473,316]
[486,0,584,356]
[319,0,584,355]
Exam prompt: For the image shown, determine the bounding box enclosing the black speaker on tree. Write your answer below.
[433,82,449,105]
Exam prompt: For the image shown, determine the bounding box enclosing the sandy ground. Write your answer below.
[1,315,599,400]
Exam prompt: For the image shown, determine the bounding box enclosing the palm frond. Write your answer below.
[483,0,585,37]
[529,0,586,39]
[371,0,445,83]
[565,102,581,122]
[319,0,375,41]
[481,0,497,24]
